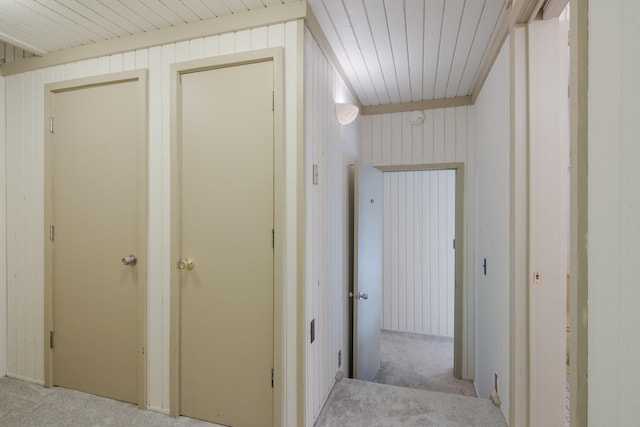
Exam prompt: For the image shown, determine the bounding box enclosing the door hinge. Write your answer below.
[453,238,455,250]
[272,228,274,249]
[272,91,274,111]
[49,117,54,133]
[49,331,54,349]
[271,368,274,388]
[49,225,55,241]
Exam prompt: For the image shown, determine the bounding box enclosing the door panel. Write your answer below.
[51,80,141,403]
[179,61,274,426]
[352,162,383,381]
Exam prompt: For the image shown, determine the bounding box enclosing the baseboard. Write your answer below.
[147,406,170,415]
[5,373,44,385]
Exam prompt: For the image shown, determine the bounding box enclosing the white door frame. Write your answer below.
[169,48,284,426]
[43,69,149,408]
[376,163,465,379]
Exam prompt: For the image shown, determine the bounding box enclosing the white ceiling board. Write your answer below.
[406,0,426,101]
[433,0,465,99]
[445,0,485,98]
[345,0,390,104]
[198,0,234,17]
[138,0,185,26]
[33,0,117,41]
[162,0,207,21]
[220,0,249,14]
[178,0,218,20]
[0,10,63,53]
[2,1,92,49]
[422,0,445,101]
[384,0,411,103]
[308,0,508,108]
[106,1,160,31]
[310,0,371,105]
[0,0,298,55]
[322,0,380,105]
[55,0,131,37]
[367,0,401,104]
[456,0,506,95]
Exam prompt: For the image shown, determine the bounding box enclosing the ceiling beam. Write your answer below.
[0,31,46,56]
[471,0,545,103]
[305,5,362,106]
[361,96,473,116]
[543,0,570,20]
[0,2,305,77]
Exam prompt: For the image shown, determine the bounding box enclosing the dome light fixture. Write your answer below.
[335,102,360,125]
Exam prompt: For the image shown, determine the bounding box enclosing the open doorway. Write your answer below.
[349,163,470,397]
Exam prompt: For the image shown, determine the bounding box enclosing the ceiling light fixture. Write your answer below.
[335,103,360,125]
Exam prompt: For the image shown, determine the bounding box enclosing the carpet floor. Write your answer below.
[0,376,222,427]
[373,330,476,397]
[314,378,507,427]
[314,330,506,426]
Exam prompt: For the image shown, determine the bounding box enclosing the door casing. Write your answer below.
[376,163,465,379]
[169,48,284,425]
[43,70,149,408]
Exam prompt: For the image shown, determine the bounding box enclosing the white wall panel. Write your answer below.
[528,19,570,427]
[304,27,359,427]
[4,22,302,420]
[360,105,474,380]
[588,0,640,425]
[381,170,455,337]
[0,75,6,377]
[472,37,510,419]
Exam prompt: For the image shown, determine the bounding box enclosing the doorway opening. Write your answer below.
[349,163,468,398]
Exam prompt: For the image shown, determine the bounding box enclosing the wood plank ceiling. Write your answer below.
[0,0,300,55]
[0,0,511,110]
[308,0,508,107]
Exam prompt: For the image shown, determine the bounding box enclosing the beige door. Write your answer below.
[49,78,144,404]
[178,61,274,426]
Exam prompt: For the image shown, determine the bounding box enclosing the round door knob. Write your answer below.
[178,257,195,270]
[348,291,368,300]
[121,255,137,266]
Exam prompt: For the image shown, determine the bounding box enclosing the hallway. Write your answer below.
[314,330,503,426]
[373,330,475,397]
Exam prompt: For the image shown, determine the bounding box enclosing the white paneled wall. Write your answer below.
[588,1,640,424]
[360,106,475,379]
[4,21,302,416]
[382,170,455,337]
[0,74,6,378]
[472,37,510,418]
[304,28,359,427]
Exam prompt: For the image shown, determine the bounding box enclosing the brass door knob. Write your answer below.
[178,257,195,270]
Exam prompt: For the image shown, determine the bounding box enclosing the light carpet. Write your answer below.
[314,378,507,427]
[373,330,476,397]
[0,376,222,427]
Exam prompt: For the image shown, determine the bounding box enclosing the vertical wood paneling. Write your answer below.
[528,19,569,426]
[0,74,6,377]
[304,27,360,427]
[4,22,302,418]
[381,170,455,337]
[360,104,474,377]
[472,37,510,417]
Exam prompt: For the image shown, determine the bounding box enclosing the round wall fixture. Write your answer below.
[409,110,425,125]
